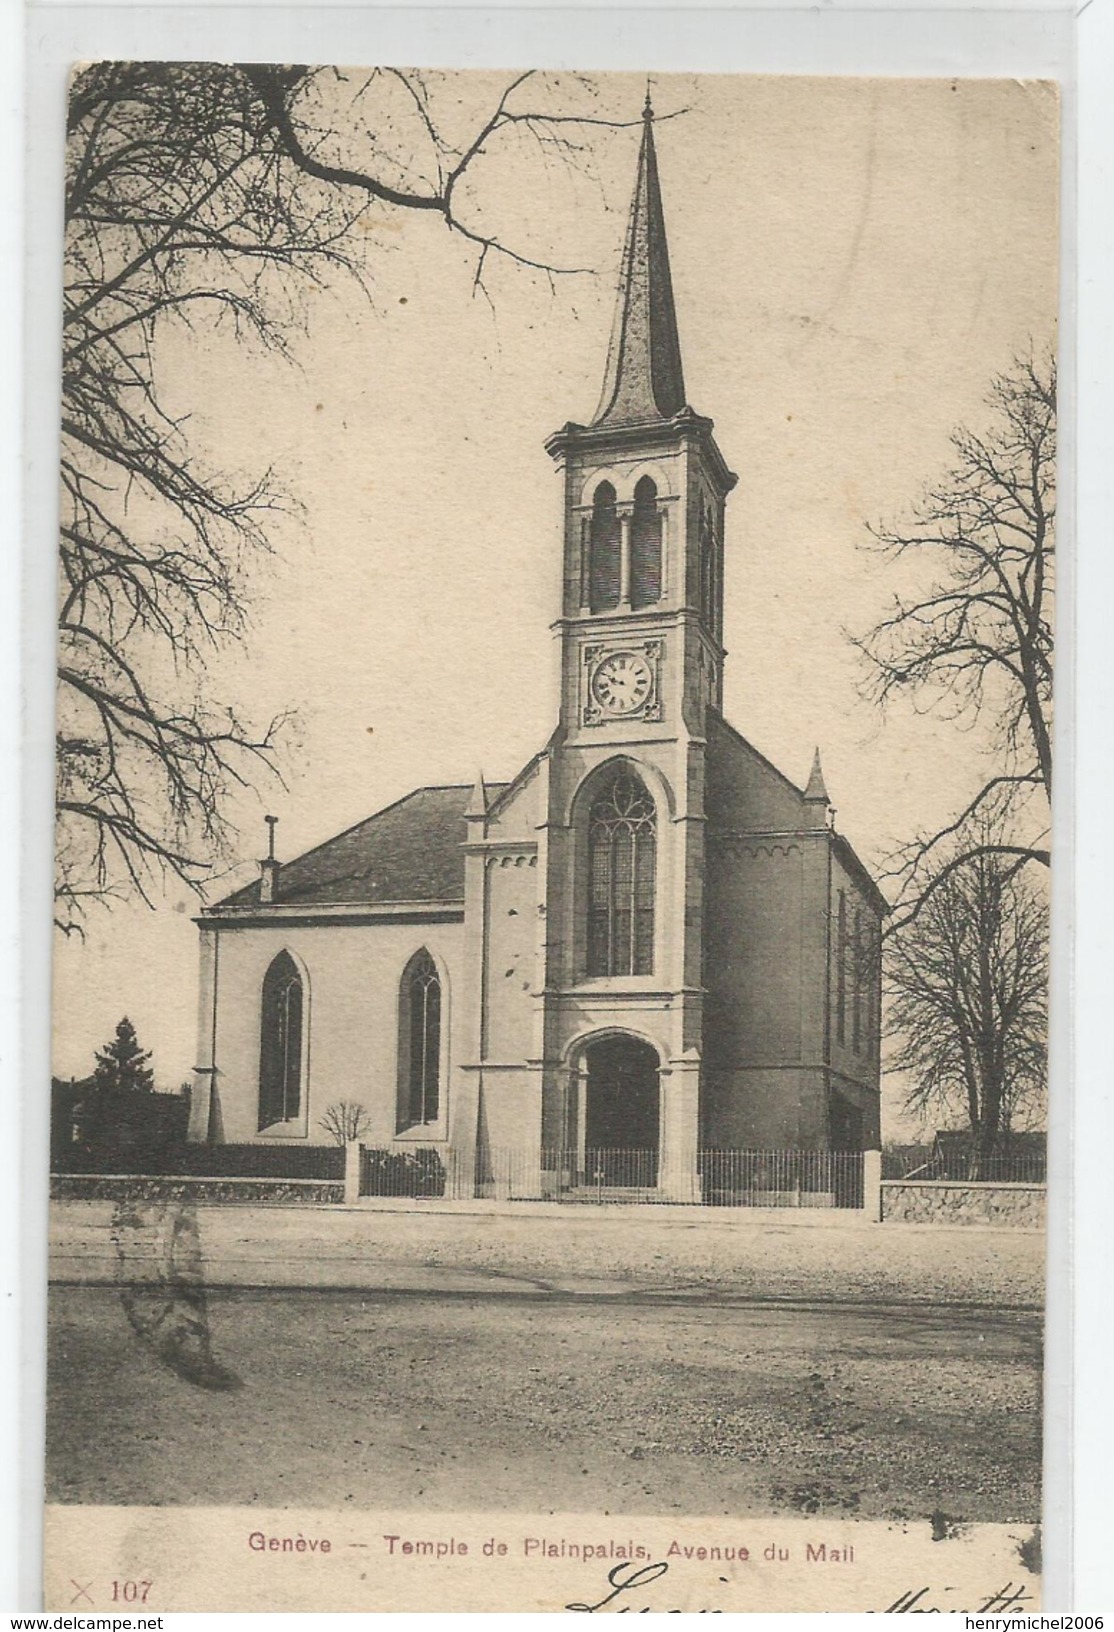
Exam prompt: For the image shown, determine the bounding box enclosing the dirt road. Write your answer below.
[48,1284,1040,1523]
[49,1199,1045,1306]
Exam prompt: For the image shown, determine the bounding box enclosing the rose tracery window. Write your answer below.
[587,771,657,977]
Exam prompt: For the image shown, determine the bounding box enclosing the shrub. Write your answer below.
[360,1146,445,1198]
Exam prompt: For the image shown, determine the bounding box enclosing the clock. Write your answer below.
[590,650,654,717]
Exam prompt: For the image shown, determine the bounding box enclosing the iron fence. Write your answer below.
[360,1145,447,1198]
[463,1147,867,1208]
[700,1148,864,1209]
[538,1147,661,1200]
[883,1149,1046,1184]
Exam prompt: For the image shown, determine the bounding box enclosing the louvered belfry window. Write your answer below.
[588,481,621,612]
[404,949,441,1127]
[259,951,303,1128]
[587,771,657,977]
[630,476,662,609]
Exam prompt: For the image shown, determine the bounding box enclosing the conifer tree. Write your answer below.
[92,1017,155,1093]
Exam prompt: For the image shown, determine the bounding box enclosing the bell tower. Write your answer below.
[545,95,737,744]
[536,100,737,1203]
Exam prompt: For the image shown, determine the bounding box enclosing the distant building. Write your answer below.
[52,1077,191,1171]
[931,1129,1046,1181]
[188,105,885,1197]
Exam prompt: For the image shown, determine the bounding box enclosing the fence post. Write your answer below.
[658,1060,701,1203]
[863,1148,882,1221]
[344,1139,363,1205]
[446,1145,472,1202]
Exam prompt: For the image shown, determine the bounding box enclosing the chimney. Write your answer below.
[259,814,280,903]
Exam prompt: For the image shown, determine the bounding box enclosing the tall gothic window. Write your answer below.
[851,908,863,1054]
[258,951,303,1128]
[588,481,621,612]
[699,503,718,631]
[835,892,847,1047]
[863,919,877,1059]
[398,949,441,1130]
[630,476,662,609]
[587,770,657,977]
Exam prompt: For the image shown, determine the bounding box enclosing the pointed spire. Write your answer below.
[592,99,687,428]
[466,770,488,820]
[804,748,830,805]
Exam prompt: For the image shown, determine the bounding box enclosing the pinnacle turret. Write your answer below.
[466,770,488,820]
[804,749,830,805]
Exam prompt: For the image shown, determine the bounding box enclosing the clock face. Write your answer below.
[591,651,654,716]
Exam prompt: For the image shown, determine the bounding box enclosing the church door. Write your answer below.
[583,1036,660,1187]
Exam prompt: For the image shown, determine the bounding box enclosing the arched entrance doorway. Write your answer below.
[582,1035,660,1188]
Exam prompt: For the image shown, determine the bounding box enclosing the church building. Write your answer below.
[187,105,885,1199]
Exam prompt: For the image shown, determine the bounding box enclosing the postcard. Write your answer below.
[45,67,1055,1612]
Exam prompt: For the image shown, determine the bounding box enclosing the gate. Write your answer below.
[481,1147,865,1207]
[353,1145,868,1209]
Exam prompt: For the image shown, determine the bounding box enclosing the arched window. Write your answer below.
[398,949,442,1130]
[587,770,656,977]
[588,481,621,613]
[699,503,718,630]
[863,919,877,1060]
[630,476,662,609]
[861,907,867,1057]
[835,891,847,1047]
[259,951,303,1129]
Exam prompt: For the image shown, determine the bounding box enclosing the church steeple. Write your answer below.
[592,95,687,428]
[546,103,736,735]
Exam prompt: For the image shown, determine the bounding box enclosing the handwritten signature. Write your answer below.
[566,1561,714,1613]
[884,1585,1036,1614]
[564,1561,1037,1615]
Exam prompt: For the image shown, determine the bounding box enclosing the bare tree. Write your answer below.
[319,1100,371,1145]
[853,354,1055,929]
[59,63,643,931]
[885,839,1048,1172]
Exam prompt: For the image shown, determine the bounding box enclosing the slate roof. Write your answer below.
[215,783,507,910]
[592,100,687,429]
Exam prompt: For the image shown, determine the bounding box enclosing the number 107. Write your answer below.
[111,1580,152,1603]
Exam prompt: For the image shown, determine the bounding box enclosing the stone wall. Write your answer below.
[51,1175,344,1206]
[882,1178,1045,1229]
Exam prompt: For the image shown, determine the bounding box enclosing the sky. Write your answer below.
[51,71,1059,1136]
